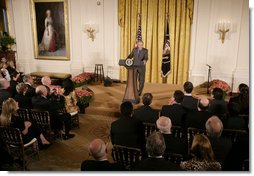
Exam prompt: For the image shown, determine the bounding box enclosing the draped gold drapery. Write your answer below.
[118,0,194,84]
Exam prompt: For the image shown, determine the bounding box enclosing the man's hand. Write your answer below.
[168,97,176,105]
[24,121,31,128]
[143,60,147,65]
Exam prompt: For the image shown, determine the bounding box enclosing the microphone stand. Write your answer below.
[206,64,212,94]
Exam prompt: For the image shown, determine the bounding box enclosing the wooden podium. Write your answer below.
[119,59,143,104]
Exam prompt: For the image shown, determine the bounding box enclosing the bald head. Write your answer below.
[36,85,48,97]
[0,78,10,90]
[41,76,51,86]
[88,139,107,160]
[156,116,172,134]
[205,116,223,138]
[198,97,210,111]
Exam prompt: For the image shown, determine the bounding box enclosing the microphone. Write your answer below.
[206,64,212,68]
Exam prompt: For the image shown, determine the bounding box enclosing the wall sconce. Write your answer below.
[216,20,231,44]
[84,24,99,42]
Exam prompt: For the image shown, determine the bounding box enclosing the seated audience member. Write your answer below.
[180,134,221,171]
[0,78,11,106]
[161,90,186,126]
[81,139,124,171]
[185,97,212,130]
[0,62,11,81]
[225,102,246,130]
[205,116,232,164]
[229,83,249,115]
[32,85,75,140]
[9,72,20,97]
[41,76,52,95]
[133,93,159,123]
[132,131,182,171]
[14,83,33,109]
[6,60,19,77]
[62,78,79,113]
[23,74,36,98]
[181,81,198,111]
[110,101,145,149]
[156,116,187,157]
[208,88,228,117]
[0,98,50,145]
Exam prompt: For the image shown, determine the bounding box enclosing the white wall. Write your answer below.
[189,0,249,91]
[7,0,120,79]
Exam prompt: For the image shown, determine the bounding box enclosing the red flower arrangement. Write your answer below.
[72,72,95,87]
[209,79,231,93]
[75,88,94,105]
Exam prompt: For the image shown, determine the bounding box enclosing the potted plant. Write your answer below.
[75,87,94,113]
[0,35,16,51]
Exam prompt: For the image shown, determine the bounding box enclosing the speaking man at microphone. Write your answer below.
[126,40,148,96]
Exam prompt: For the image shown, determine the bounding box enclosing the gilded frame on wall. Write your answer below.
[30,0,70,60]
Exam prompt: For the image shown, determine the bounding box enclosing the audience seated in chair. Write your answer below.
[32,85,75,140]
[14,83,33,110]
[161,90,186,127]
[41,76,52,95]
[0,62,11,81]
[180,134,221,171]
[133,93,159,123]
[208,88,228,118]
[0,78,11,106]
[23,74,36,98]
[110,101,145,150]
[0,98,50,146]
[156,116,187,157]
[185,97,212,130]
[205,116,232,165]
[181,81,198,112]
[9,72,20,97]
[229,83,249,115]
[132,131,182,171]
[81,139,124,171]
[6,60,19,77]
[225,102,246,130]
[62,78,79,114]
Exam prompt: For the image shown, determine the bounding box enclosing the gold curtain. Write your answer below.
[118,0,194,84]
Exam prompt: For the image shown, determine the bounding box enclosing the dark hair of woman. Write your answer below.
[62,78,75,96]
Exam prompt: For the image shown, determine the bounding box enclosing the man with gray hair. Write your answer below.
[23,74,35,98]
[0,78,11,106]
[81,139,124,171]
[206,116,232,164]
[132,131,182,171]
[156,116,186,157]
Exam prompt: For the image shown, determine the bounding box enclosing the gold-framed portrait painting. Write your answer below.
[30,0,70,60]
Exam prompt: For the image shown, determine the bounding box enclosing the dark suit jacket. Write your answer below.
[0,89,11,107]
[163,133,187,156]
[208,99,228,116]
[181,95,199,112]
[127,48,148,66]
[134,105,159,123]
[25,84,36,98]
[110,116,145,149]
[132,157,182,171]
[81,160,124,171]
[208,136,232,164]
[9,80,18,97]
[185,111,212,130]
[229,95,249,115]
[224,116,246,130]
[14,93,32,109]
[161,104,186,126]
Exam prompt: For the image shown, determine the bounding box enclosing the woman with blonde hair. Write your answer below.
[180,134,221,171]
[0,98,50,145]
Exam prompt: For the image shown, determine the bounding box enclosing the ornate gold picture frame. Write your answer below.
[30,0,70,60]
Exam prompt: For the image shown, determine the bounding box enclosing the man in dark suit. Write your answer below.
[208,88,228,117]
[81,139,124,171]
[23,74,36,98]
[181,81,198,112]
[161,90,186,126]
[126,40,148,96]
[132,131,182,171]
[185,97,212,130]
[32,85,75,140]
[134,93,159,123]
[0,78,11,106]
[9,72,20,97]
[205,116,232,164]
[14,83,33,109]
[156,116,187,157]
[111,101,145,150]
